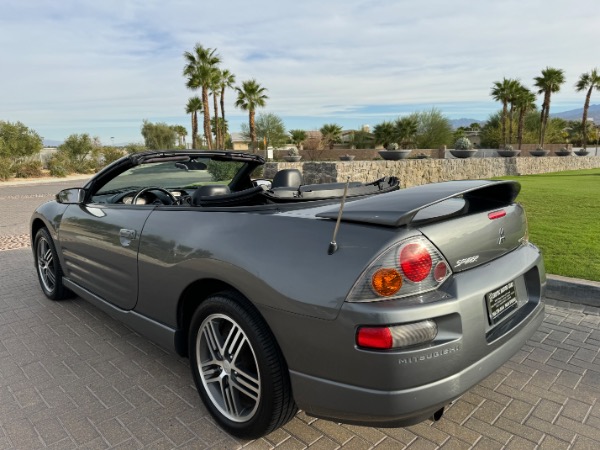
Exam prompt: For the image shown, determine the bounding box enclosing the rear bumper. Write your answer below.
[280,243,546,427]
[290,298,544,426]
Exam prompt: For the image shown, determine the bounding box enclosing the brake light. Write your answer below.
[400,243,432,282]
[356,327,392,349]
[357,320,438,350]
[488,210,506,220]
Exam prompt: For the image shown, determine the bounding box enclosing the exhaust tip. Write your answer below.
[430,407,444,422]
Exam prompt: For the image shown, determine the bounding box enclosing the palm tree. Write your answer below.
[575,68,600,150]
[185,96,203,149]
[373,121,396,148]
[235,79,268,151]
[491,78,519,147]
[513,86,537,150]
[209,71,222,149]
[320,123,343,150]
[219,69,236,148]
[394,116,418,149]
[172,125,188,148]
[289,129,307,149]
[534,67,565,148]
[183,44,221,150]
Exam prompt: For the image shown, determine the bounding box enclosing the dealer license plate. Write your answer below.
[486,281,517,324]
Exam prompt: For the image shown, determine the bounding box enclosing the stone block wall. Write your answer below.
[264,156,600,188]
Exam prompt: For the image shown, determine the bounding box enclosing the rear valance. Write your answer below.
[316,180,521,227]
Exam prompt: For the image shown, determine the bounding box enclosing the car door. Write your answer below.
[58,202,153,310]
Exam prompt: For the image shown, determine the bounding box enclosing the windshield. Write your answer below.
[97,158,245,194]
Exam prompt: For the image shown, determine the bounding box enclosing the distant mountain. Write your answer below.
[43,139,62,147]
[552,104,600,123]
[450,118,484,129]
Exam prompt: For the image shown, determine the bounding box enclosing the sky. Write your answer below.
[1,0,599,145]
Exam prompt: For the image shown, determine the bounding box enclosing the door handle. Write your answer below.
[119,229,136,239]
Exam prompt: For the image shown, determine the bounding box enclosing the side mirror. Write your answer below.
[57,188,86,204]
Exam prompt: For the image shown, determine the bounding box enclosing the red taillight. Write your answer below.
[399,243,432,282]
[488,210,506,220]
[357,327,393,349]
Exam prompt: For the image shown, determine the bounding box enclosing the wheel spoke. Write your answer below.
[223,325,243,357]
[222,381,240,417]
[46,268,56,285]
[201,362,221,382]
[44,248,53,264]
[204,320,223,357]
[230,372,260,402]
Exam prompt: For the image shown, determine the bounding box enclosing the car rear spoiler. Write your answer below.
[315,180,521,227]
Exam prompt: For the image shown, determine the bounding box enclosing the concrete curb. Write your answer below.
[546,274,600,308]
[0,174,91,187]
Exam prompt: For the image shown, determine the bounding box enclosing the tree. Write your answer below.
[210,71,222,149]
[219,69,236,147]
[319,123,343,149]
[289,129,307,148]
[235,79,269,151]
[0,120,43,160]
[413,108,453,149]
[373,121,396,148]
[57,133,100,173]
[241,112,287,150]
[183,44,221,150]
[513,86,537,149]
[534,67,565,147]
[491,78,519,147]
[575,68,600,149]
[172,125,187,148]
[141,120,177,150]
[394,116,418,149]
[185,96,203,149]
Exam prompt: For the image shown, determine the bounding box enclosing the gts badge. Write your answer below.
[455,255,479,268]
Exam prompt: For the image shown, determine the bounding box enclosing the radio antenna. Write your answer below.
[328,177,350,255]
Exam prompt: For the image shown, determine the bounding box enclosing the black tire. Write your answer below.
[34,228,72,300]
[189,291,297,438]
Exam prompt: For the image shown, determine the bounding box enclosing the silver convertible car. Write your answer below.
[31,150,545,438]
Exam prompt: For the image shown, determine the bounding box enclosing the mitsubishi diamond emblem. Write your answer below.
[498,227,506,245]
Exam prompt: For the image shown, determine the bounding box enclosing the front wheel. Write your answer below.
[189,292,297,438]
[34,228,72,300]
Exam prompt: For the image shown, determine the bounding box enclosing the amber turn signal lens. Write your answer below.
[371,268,403,296]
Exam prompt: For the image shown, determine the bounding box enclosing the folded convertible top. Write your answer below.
[315,180,520,227]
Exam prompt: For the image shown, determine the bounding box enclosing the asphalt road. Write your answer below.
[1,179,600,449]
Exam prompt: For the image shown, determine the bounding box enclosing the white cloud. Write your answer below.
[1,0,598,142]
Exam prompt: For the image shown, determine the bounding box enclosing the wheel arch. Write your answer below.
[176,278,254,357]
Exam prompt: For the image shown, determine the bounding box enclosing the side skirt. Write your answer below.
[63,277,184,355]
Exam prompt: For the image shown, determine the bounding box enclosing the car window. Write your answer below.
[96,158,245,195]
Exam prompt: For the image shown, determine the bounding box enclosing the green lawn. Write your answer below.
[496,169,600,282]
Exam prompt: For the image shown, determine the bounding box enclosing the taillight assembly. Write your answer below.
[346,236,451,302]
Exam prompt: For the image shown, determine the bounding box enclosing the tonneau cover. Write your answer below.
[316,180,520,227]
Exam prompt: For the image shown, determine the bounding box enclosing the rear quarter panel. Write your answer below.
[134,208,414,326]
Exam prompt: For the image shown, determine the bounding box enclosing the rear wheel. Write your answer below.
[189,292,297,438]
[34,228,71,300]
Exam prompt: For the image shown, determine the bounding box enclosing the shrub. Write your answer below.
[454,137,474,150]
[207,160,243,182]
[0,157,14,181]
[14,159,43,178]
[47,153,70,177]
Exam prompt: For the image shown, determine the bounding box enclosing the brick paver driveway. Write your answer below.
[1,180,599,449]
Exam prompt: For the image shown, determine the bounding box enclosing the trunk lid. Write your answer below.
[418,203,527,272]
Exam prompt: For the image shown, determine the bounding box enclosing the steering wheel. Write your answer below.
[131,187,177,205]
